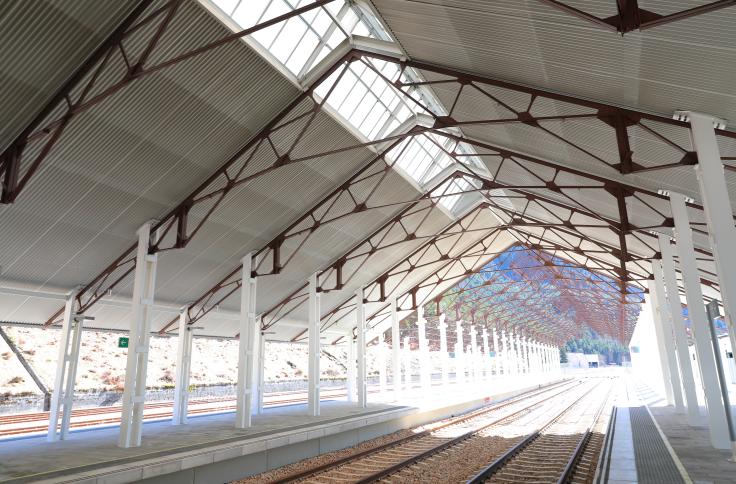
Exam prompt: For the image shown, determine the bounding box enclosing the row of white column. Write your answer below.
[646,112,736,451]
[363,306,560,400]
[45,242,560,446]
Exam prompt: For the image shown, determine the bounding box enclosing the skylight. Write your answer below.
[208,0,487,213]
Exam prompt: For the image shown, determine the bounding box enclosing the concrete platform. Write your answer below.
[0,375,562,483]
[634,379,736,484]
[606,373,736,484]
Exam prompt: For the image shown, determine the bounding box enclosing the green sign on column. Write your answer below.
[118,336,129,348]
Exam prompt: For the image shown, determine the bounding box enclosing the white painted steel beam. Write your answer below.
[235,254,258,428]
[172,309,193,425]
[652,261,686,411]
[118,222,158,448]
[670,192,730,448]
[356,287,367,407]
[47,290,81,441]
[417,306,430,392]
[687,112,736,362]
[439,313,449,385]
[660,234,701,424]
[308,272,321,416]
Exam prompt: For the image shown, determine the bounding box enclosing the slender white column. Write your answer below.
[355,288,367,407]
[660,234,701,423]
[671,193,730,448]
[439,314,449,385]
[501,330,509,375]
[235,255,258,428]
[482,328,490,379]
[652,261,685,411]
[402,336,411,391]
[390,298,401,399]
[119,222,158,448]
[509,330,518,376]
[308,273,321,416]
[517,333,525,374]
[470,325,478,382]
[455,320,465,384]
[647,285,676,405]
[47,290,81,441]
[417,306,430,392]
[492,328,500,376]
[520,335,527,374]
[521,335,529,374]
[254,320,265,415]
[172,309,193,425]
[687,112,736,359]
[346,332,356,403]
[378,332,387,394]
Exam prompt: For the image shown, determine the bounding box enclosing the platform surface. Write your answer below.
[0,373,560,483]
[607,373,736,484]
[0,400,399,483]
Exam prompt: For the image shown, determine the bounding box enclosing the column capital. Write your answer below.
[674,110,727,130]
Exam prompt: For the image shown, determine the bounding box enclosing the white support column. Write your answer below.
[687,112,736,360]
[439,314,449,386]
[346,332,356,403]
[307,272,321,416]
[235,254,258,428]
[470,326,479,382]
[647,285,676,405]
[653,260,685,411]
[660,234,701,424]
[455,320,464,384]
[402,336,411,391]
[517,333,525,374]
[520,334,527,374]
[501,330,509,376]
[119,222,158,448]
[172,309,193,425]
[542,345,547,373]
[355,288,367,408]
[535,341,542,374]
[378,332,387,394]
[482,328,490,379]
[47,290,81,442]
[509,330,518,376]
[492,328,500,376]
[671,192,731,448]
[255,322,265,415]
[521,335,529,374]
[390,298,401,399]
[528,340,534,374]
[417,306,430,392]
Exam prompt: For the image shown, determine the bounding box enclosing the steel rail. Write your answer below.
[467,378,611,483]
[275,379,578,483]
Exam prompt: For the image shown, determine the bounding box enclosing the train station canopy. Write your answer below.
[1,0,735,345]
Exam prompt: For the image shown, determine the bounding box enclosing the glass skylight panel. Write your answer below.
[209,0,487,213]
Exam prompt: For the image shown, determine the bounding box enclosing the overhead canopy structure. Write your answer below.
[1,0,735,346]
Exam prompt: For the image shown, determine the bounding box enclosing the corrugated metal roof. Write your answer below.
[0,0,140,150]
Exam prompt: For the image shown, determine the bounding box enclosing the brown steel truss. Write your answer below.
[536,0,736,34]
[37,43,729,326]
[0,0,337,204]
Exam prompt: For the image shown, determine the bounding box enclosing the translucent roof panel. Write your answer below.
[209,0,487,214]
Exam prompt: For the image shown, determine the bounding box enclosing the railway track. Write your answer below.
[0,387,360,437]
[267,379,582,483]
[468,378,614,483]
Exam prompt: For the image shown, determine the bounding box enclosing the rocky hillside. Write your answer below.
[1,326,361,397]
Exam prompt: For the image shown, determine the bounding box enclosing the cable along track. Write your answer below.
[468,378,614,484]
[279,379,583,483]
